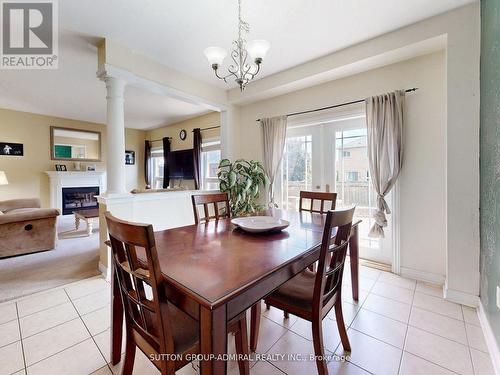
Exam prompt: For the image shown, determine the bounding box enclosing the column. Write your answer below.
[104,76,127,195]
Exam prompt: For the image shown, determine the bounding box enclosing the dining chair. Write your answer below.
[253,207,355,375]
[299,191,337,214]
[105,212,250,375]
[298,191,337,274]
[191,192,231,224]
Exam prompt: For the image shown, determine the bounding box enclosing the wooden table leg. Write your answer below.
[250,302,261,352]
[349,225,359,301]
[111,267,123,365]
[200,305,227,375]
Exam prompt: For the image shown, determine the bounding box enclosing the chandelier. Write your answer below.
[204,0,270,91]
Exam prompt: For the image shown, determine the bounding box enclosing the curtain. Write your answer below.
[144,140,151,189]
[261,116,287,207]
[365,90,405,238]
[162,137,171,189]
[193,128,202,190]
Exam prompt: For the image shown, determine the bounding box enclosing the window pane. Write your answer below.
[280,135,312,210]
[150,149,164,189]
[335,129,379,250]
[202,149,221,189]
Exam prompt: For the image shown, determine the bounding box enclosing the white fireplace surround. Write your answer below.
[45,171,106,213]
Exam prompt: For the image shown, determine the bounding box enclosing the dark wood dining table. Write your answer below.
[110,209,360,375]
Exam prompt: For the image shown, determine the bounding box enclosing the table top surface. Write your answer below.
[137,209,359,308]
[74,208,99,218]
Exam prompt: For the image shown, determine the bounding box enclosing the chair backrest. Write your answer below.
[299,191,337,214]
[105,212,174,355]
[191,192,231,224]
[313,207,355,314]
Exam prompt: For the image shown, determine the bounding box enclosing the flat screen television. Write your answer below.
[168,149,194,179]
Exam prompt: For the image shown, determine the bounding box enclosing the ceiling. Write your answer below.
[0,0,475,129]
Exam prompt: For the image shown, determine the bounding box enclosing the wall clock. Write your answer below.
[179,129,187,141]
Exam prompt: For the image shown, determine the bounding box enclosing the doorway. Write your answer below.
[276,112,394,266]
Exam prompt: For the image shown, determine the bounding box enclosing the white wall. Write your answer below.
[235,51,447,280]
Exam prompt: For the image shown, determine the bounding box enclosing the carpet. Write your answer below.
[0,215,101,302]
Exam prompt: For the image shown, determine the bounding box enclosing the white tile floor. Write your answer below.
[0,266,496,375]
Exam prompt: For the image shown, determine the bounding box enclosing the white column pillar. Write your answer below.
[104,76,127,195]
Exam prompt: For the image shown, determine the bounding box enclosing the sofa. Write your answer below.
[0,198,60,258]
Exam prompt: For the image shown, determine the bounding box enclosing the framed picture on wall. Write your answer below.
[125,150,135,165]
[0,142,23,156]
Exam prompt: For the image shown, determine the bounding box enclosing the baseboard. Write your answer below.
[400,267,445,285]
[98,262,111,282]
[444,286,480,307]
[478,300,500,375]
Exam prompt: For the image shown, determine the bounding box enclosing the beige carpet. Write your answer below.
[0,215,101,302]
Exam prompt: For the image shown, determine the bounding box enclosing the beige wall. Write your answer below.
[146,111,220,151]
[0,108,146,207]
[236,51,447,280]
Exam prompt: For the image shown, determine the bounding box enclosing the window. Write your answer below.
[201,139,221,190]
[343,151,351,157]
[150,148,164,189]
[279,135,313,210]
[345,171,359,182]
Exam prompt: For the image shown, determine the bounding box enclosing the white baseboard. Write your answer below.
[400,267,445,285]
[98,262,111,282]
[478,300,500,375]
[444,286,480,307]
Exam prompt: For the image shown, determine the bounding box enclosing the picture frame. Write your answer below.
[0,142,23,156]
[86,165,96,171]
[125,150,135,165]
[60,164,67,171]
[55,164,61,171]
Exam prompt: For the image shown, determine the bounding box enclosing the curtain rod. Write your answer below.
[192,125,221,132]
[149,137,172,143]
[255,88,418,122]
[149,126,221,142]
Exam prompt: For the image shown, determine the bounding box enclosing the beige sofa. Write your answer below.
[0,198,60,258]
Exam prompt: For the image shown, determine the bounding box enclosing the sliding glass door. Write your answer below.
[277,115,393,265]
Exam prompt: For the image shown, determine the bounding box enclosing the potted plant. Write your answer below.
[217,159,269,216]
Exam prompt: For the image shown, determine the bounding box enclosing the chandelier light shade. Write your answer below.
[204,47,227,67]
[245,40,270,61]
[204,0,270,91]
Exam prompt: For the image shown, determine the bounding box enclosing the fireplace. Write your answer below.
[61,186,99,215]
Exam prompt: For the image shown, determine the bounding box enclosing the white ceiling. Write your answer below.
[0,0,475,129]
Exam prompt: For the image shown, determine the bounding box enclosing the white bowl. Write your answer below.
[231,216,290,233]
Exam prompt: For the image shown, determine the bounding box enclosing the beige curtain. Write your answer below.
[365,90,405,238]
[261,116,287,207]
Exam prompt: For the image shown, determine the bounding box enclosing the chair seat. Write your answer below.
[265,269,318,313]
[168,303,199,354]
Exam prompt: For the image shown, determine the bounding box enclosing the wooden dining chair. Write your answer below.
[299,191,337,214]
[191,192,231,224]
[105,212,250,375]
[254,207,355,375]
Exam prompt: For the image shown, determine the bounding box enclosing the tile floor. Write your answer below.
[0,266,496,375]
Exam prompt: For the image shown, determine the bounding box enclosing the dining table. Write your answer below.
[109,208,361,375]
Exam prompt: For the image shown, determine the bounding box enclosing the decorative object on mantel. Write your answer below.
[0,142,23,156]
[0,171,8,185]
[86,164,96,171]
[74,162,81,171]
[179,129,187,141]
[55,164,67,171]
[217,159,268,216]
[203,0,270,91]
[125,150,135,165]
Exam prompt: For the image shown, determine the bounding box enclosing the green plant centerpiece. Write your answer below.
[217,159,269,216]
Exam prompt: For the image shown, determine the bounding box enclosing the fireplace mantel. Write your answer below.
[45,171,106,213]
